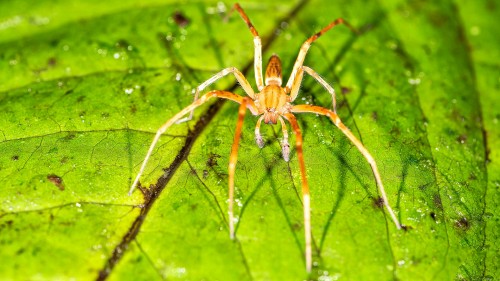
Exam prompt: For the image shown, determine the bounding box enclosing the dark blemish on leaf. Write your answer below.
[450,108,464,122]
[455,217,470,231]
[433,193,443,210]
[390,126,401,136]
[341,87,351,95]
[11,155,19,161]
[469,173,477,181]
[101,112,110,118]
[337,100,346,110]
[430,212,436,221]
[0,220,14,231]
[47,57,57,67]
[116,39,130,49]
[372,197,384,209]
[79,111,86,117]
[206,153,221,168]
[190,204,198,211]
[47,174,65,191]
[16,248,25,255]
[60,156,69,164]
[457,134,467,144]
[130,104,137,114]
[77,96,85,103]
[63,134,76,141]
[371,111,378,121]
[50,39,59,47]
[172,11,190,28]
[486,0,496,10]
[428,12,447,28]
[64,89,73,95]
[291,222,301,231]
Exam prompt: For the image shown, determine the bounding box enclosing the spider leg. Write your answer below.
[254,116,290,161]
[177,67,256,123]
[254,115,265,148]
[228,98,250,239]
[290,66,338,113]
[233,3,264,90]
[283,113,312,272]
[285,18,356,90]
[278,116,290,162]
[129,91,257,195]
[291,104,403,229]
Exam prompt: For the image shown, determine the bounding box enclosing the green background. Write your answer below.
[0,0,498,280]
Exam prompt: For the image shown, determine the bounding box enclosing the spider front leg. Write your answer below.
[232,3,264,90]
[228,98,250,239]
[290,66,339,113]
[291,104,403,229]
[284,113,312,273]
[129,91,256,195]
[177,67,256,123]
[285,18,356,91]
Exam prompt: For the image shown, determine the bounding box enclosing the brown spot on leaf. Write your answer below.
[63,133,76,141]
[430,212,436,221]
[130,104,137,114]
[457,134,467,144]
[172,11,190,28]
[455,217,470,231]
[60,156,69,164]
[47,57,57,67]
[433,193,443,210]
[206,153,221,168]
[47,174,65,191]
[11,155,19,161]
[390,126,401,137]
[341,87,352,95]
[372,197,384,209]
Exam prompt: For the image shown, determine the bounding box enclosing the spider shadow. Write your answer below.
[234,142,305,258]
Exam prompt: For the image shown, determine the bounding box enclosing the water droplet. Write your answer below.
[470,26,480,36]
[0,16,23,31]
[408,78,421,85]
[124,88,134,95]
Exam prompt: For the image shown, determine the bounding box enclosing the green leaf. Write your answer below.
[0,0,497,280]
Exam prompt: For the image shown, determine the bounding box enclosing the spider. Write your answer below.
[129,3,403,272]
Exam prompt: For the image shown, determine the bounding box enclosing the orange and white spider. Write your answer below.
[129,3,403,272]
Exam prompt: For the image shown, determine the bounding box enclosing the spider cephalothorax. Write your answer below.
[129,3,403,273]
[255,55,291,125]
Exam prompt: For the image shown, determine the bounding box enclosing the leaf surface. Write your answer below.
[0,0,497,280]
